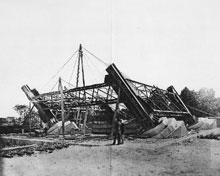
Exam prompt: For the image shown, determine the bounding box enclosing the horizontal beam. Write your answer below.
[153,110,190,117]
[35,83,108,99]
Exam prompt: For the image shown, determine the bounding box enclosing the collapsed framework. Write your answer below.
[22,45,195,133]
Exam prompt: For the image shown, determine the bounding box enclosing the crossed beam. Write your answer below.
[33,83,118,110]
[33,79,190,120]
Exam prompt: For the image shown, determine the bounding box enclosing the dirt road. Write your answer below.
[1,137,220,176]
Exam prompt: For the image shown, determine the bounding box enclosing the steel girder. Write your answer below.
[33,83,118,111]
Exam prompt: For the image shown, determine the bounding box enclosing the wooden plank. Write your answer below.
[0,144,37,152]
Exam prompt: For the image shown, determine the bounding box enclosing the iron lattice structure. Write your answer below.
[22,45,195,131]
[126,79,192,120]
[35,83,117,110]
[22,64,195,131]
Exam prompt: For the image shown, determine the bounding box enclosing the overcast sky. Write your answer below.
[0,0,220,117]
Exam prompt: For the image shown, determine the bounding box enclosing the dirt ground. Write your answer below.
[1,136,220,176]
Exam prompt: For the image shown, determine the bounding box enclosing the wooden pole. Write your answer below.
[28,102,34,134]
[76,108,80,126]
[59,77,65,138]
[111,88,121,137]
[84,107,89,136]
[29,102,32,134]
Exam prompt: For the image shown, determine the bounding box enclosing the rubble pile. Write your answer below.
[141,117,219,139]
[198,133,220,140]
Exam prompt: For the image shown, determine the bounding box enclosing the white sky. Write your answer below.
[0,0,220,117]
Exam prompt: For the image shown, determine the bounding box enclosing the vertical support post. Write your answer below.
[79,44,85,86]
[84,107,89,136]
[106,86,110,100]
[80,44,86,100]
[76,45,81,88]
[76,108,80,126]
[111,88,121,136]
[59,77,65,138]
[28,103,34,134]
[76,43,85,91]
[29,101,32,134]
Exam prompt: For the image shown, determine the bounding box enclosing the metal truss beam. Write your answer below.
[33,83,118,111]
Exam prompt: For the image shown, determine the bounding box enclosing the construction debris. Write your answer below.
[0,141,70,158]
[47,121,79,135]
[18,45,220,146]
[0,144,37,152]
[22,57,195,136]
[142,118,187,139]
[0,44,213,161]
[188,118,217,130]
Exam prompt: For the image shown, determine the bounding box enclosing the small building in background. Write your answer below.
[6,116,16,126]
[0,117,8,126]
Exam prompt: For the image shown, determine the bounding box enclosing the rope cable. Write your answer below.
[84,54,99,83]
[50,80,59,92]
[84,52,105,78]
[61,78,75,87]
[83,47,109,66]
[61,78,75,88]
[68,57,78,84]
[42,49,78,89]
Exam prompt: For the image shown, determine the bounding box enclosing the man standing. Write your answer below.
[112,117,121,145]
[120,118,135,144]
[120,119,125,144]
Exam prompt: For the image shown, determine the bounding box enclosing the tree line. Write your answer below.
[180,87,220,117]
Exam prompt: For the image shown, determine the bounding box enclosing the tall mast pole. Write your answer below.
[79,44,85,87]
[76,44,86,87]
[76,44,81,88]
[59,77,65,138]
[76,44,86,99]
[80,44,86,99]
